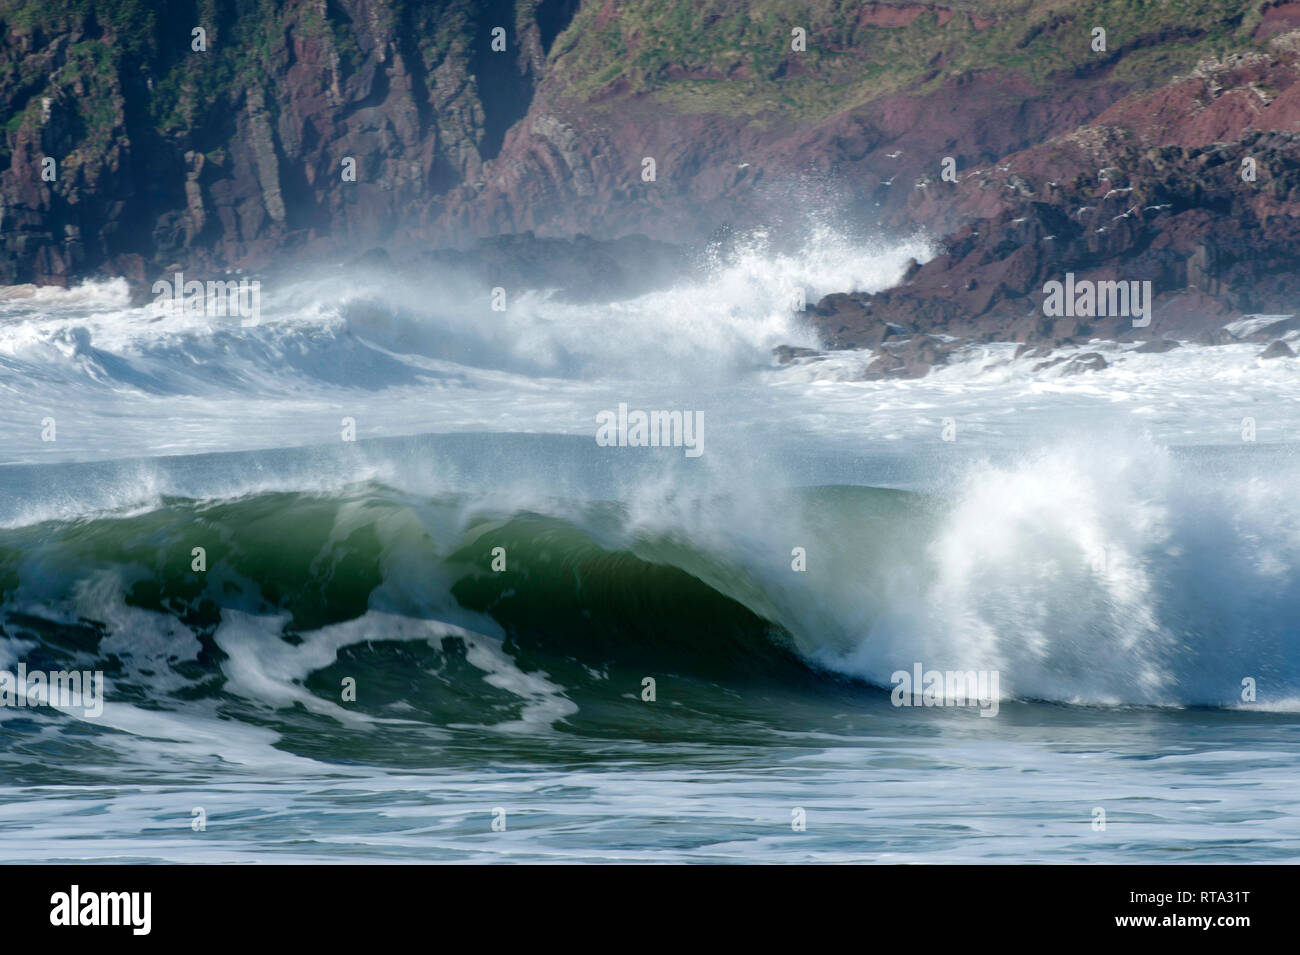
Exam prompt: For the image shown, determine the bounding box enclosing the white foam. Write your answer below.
[214,610,578,734]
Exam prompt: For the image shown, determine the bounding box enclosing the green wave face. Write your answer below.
[0,484,919,763]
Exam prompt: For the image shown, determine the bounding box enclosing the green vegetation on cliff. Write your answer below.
[0,0,1292,284]
[550,0,1269,118]
[0,1,1270,162]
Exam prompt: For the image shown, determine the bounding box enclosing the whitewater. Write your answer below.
[0,227,1297,862]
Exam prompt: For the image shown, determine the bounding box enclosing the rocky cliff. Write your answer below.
[1,0,573,283]
[4,0,1300,364]
[809,21,1300,374]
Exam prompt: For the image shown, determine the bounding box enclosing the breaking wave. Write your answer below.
[0,429,1296,750]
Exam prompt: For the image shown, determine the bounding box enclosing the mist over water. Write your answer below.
[2,227,1298,862]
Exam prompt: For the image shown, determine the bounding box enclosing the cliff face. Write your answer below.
[0,1,1294,290]
[809,35,1300,372]
[0,0,569,283]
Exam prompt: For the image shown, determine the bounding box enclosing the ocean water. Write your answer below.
[1,228,1298,863]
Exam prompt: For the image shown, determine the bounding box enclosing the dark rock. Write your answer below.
[863,335,954,379]
[1062,352,1108,374]
[1260,340,1296,359]
[1243,316,1300,342]
[1134,338,1180,353]
[1016,343,1054,359]
[1037,352,1108,374]
[773,345,823,364]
